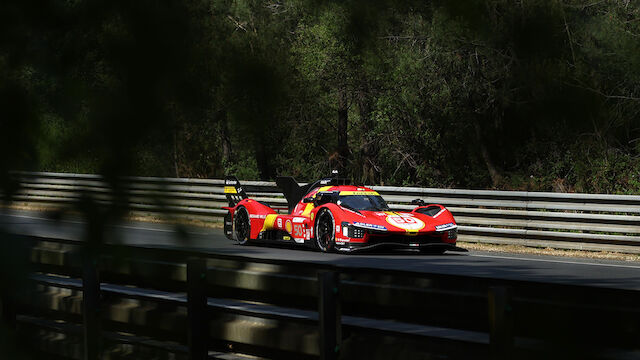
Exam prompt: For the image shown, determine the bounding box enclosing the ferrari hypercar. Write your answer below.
[222,173,466,253]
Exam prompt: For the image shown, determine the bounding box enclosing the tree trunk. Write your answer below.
[357,84,377,184]
[220,111,232,164]
[255,141,271,180]
[337,88,349,173]
[473,116,502,187]
[173,127,180,178]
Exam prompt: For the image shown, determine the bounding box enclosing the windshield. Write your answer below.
[337,195,390,211]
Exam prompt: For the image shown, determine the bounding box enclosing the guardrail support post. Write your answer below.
[488,286,513,360]
[318,271,341,360]
[82,245,101,360]
[1,294,16,329]
[187,257,207,360]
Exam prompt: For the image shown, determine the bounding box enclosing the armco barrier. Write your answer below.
[3,235,639,360]
[5,171,640,254]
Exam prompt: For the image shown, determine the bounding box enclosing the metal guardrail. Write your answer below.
[5,171,640,254]
[4,235,639,360]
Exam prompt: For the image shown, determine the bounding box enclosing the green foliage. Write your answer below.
[3,0,640,193]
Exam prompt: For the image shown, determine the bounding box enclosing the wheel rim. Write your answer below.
[234,207,250,244]
[315,210,334,251]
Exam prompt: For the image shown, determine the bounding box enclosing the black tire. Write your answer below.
[234,206,251,245]
[314,208,335,252]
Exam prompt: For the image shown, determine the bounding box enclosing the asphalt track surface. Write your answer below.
[2,209,640,291]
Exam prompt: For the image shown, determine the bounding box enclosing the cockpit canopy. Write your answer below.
[312,191,390,211]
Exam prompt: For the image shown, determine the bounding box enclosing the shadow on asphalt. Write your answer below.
[235,240,468,257]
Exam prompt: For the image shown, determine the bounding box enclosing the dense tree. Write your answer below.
[2,0,640,193]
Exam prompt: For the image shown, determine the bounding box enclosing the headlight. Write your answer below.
[341,222,366,238]
[352,227,365,238]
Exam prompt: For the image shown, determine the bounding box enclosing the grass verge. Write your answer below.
[459,241,640,262]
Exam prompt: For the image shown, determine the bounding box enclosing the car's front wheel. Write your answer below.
[234,206,251,245]
[314,208,335,252]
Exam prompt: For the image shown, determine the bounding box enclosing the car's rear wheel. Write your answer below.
[234,206,251,245]
[315,208,335,252]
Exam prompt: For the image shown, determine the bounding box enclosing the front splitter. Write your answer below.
[336,242,468,253]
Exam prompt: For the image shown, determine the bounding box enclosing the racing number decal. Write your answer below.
[293,224,304,238]
[386,214,425,231]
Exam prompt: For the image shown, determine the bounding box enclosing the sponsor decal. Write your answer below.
[225,180,238,185]
[335,225,341,233]
[283,236,291,240]
[339,191,380,196]
[277,218,283,228]
[249,214,267,219]
[223,186,237,194]
[320,179,330,184]
[435,223,457,231]
[285,220,293,233]
[385,214,426,231]
[310,212,315,221]
[293,217,305,223]
[353,222,387,231]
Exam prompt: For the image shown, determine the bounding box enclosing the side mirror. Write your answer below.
[302,197,315,203]
[410,198,426,206]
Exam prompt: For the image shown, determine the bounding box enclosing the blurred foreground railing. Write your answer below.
[2,235,639,360]
[5,171,640,253]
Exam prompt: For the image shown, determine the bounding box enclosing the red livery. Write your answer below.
[222,173,466,253]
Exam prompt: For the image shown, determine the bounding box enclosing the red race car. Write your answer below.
[222,173,466,253]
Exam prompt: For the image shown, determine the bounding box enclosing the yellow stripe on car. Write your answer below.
[260,214,278,232]
[301,203,314,216]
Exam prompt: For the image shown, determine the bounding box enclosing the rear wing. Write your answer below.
[224,176,248,207]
